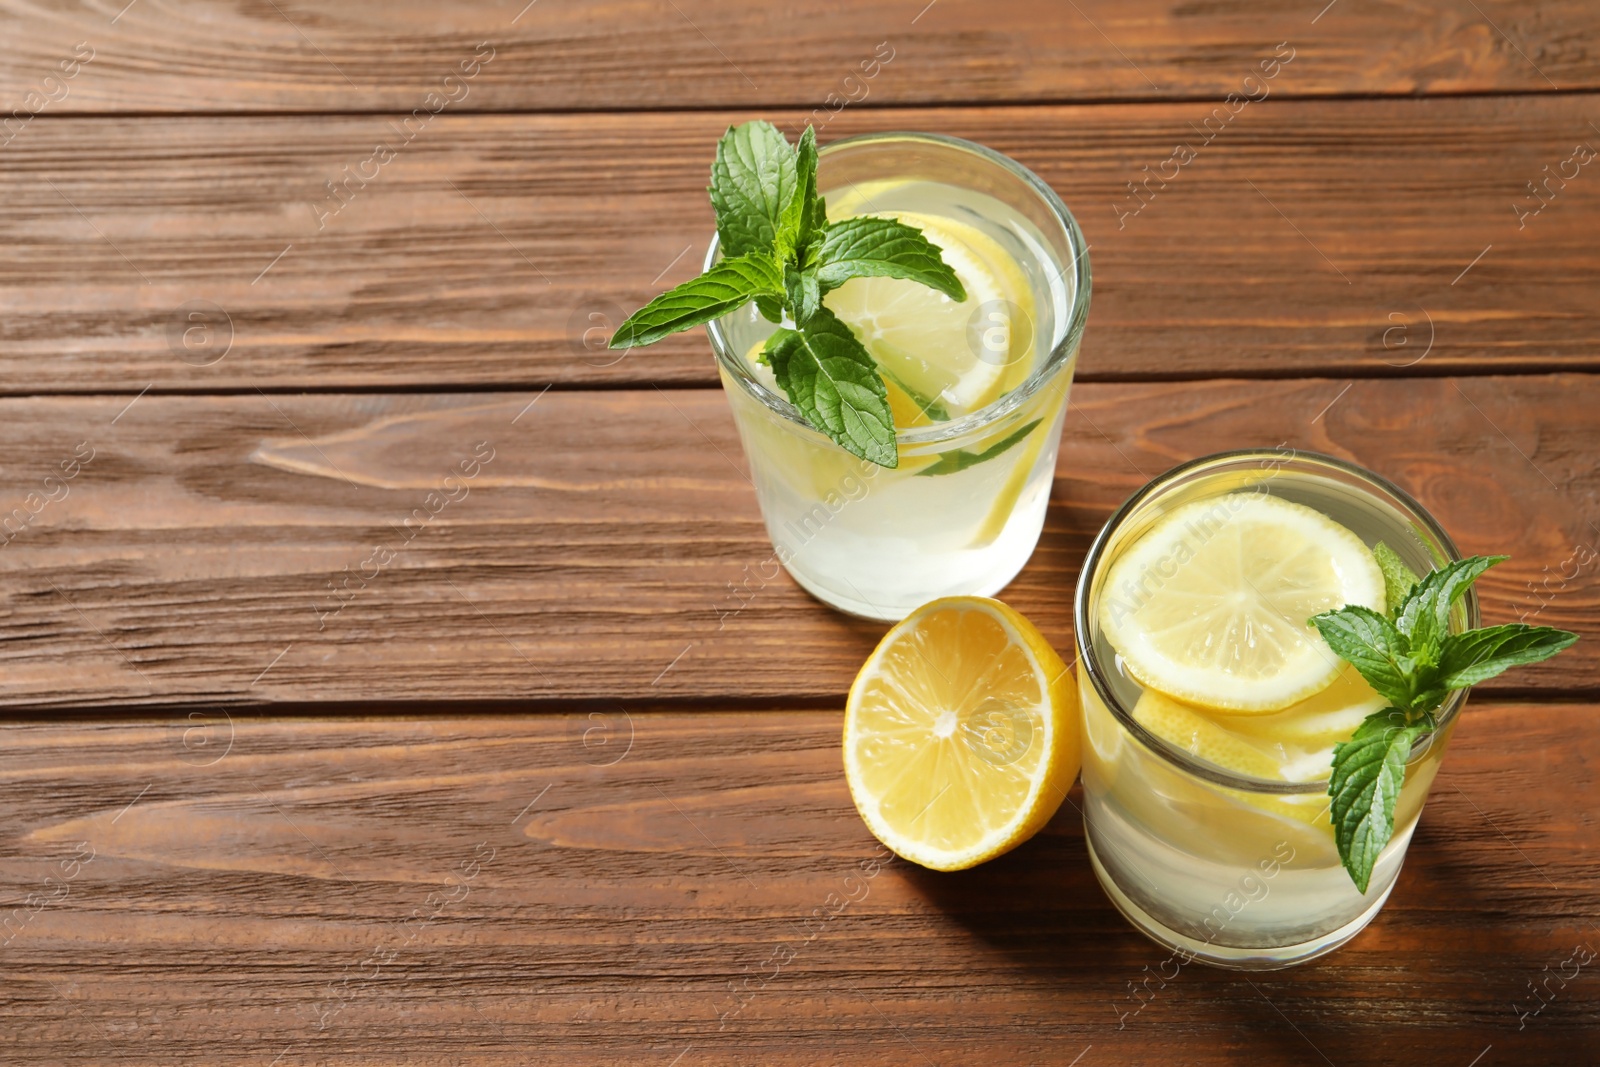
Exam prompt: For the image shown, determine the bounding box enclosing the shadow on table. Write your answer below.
[893,787,1598,1065]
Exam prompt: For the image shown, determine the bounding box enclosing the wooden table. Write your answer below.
[3,2,1597,1063]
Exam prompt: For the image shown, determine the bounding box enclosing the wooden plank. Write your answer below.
[3,1,1598,113]
[0,375,1593,710]
[5,96,1600,393]
[0,702,1593,1063]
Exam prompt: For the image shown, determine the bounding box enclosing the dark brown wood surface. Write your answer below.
[4,0,1600,111]
[0,703,1595,1065]
[3,1,1598,1063]
[6,96,1600,391]
[0,376,1593,709]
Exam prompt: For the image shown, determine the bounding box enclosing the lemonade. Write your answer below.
[707,133,1090,621]
[1075,451,1477,968]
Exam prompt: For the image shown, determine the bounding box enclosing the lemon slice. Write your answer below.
[1099,493,1385,713]
[844,597,1079,871]
[1133,688,1333,827]
[1133,688,1288,780]
[1224,663,1387,750]
[824,209,1035,418]
[964,375,1071,549]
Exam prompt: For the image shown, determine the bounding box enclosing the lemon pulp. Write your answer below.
[823,207,1036,420]
[843,597,1079,871]
[1099,493,1386,713]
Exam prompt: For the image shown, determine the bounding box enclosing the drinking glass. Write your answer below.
[1075,450,1476,968]
[707,132,1090,621]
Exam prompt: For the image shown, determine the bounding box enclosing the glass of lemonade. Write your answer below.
[1075,450,1477,968]
[706,132,1090,621]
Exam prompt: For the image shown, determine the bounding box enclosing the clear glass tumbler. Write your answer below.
[707,132,1091,621]
[1075,450,1477,968]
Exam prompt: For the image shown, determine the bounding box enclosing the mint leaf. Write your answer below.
[1395,555,1507,662]
[709,121,798,258]
[754,294,784,324]
[877,365,949,422]
[812,216,968,301]
[1329,707,1429,894]
[616,121,978,468]
[808,191,829,246]
[1312,550,1577,892]
[786,126,822,258]
[610,253,783,348]
[765,309,897,467]
[1372,542,1421,615]
[785,263,820,325]
[1437,623,1579,689]
[917,419,1042,477]
[1309,605,1419,711]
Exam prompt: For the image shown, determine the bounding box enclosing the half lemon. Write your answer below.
[843,597,1079,871]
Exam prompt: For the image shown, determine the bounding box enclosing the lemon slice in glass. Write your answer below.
[1223,663,1387,750]
[1132,688,1334,827]
[824,210,1035,419]
[843,597,1080,871]
[1099,493,1385,713]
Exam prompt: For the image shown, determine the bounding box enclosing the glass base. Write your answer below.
[1086,836,1395,970]
[782,514,1043,622]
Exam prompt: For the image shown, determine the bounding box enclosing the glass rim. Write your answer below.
[704,129,1092,447]
[1073,448,1479,796]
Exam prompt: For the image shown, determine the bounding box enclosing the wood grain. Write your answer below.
[0,375,1592,710]
[2,0,1598,113]
[9,97,1600,391]
[3,96,1600,393]
[0,702,1593,1064]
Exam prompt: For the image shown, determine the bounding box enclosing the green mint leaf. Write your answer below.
[1436,623,1579,689]
[1329,707,1429,893]
[1372,542,1421,616]
[1394,555,1507,662]
[812,216,968,301]
[877,364,949,422]
[1314,550,1578,893]
[808,192,829,247]
[765,308,897,467]
[709,121,798,258]
[1309,605,1421,712]
[754,294,784,324]
[785,126,823,258]
[917,420,1042,477]
[610,253,782,348]
[785,263,820,325]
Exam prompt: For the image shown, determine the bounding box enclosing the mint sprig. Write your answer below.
[609,255,784,348]
[1310,548,1577,892]
[811,216,966,299]
[709,121,799,259]
[609,121,969,467]
[762,308,896,468]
